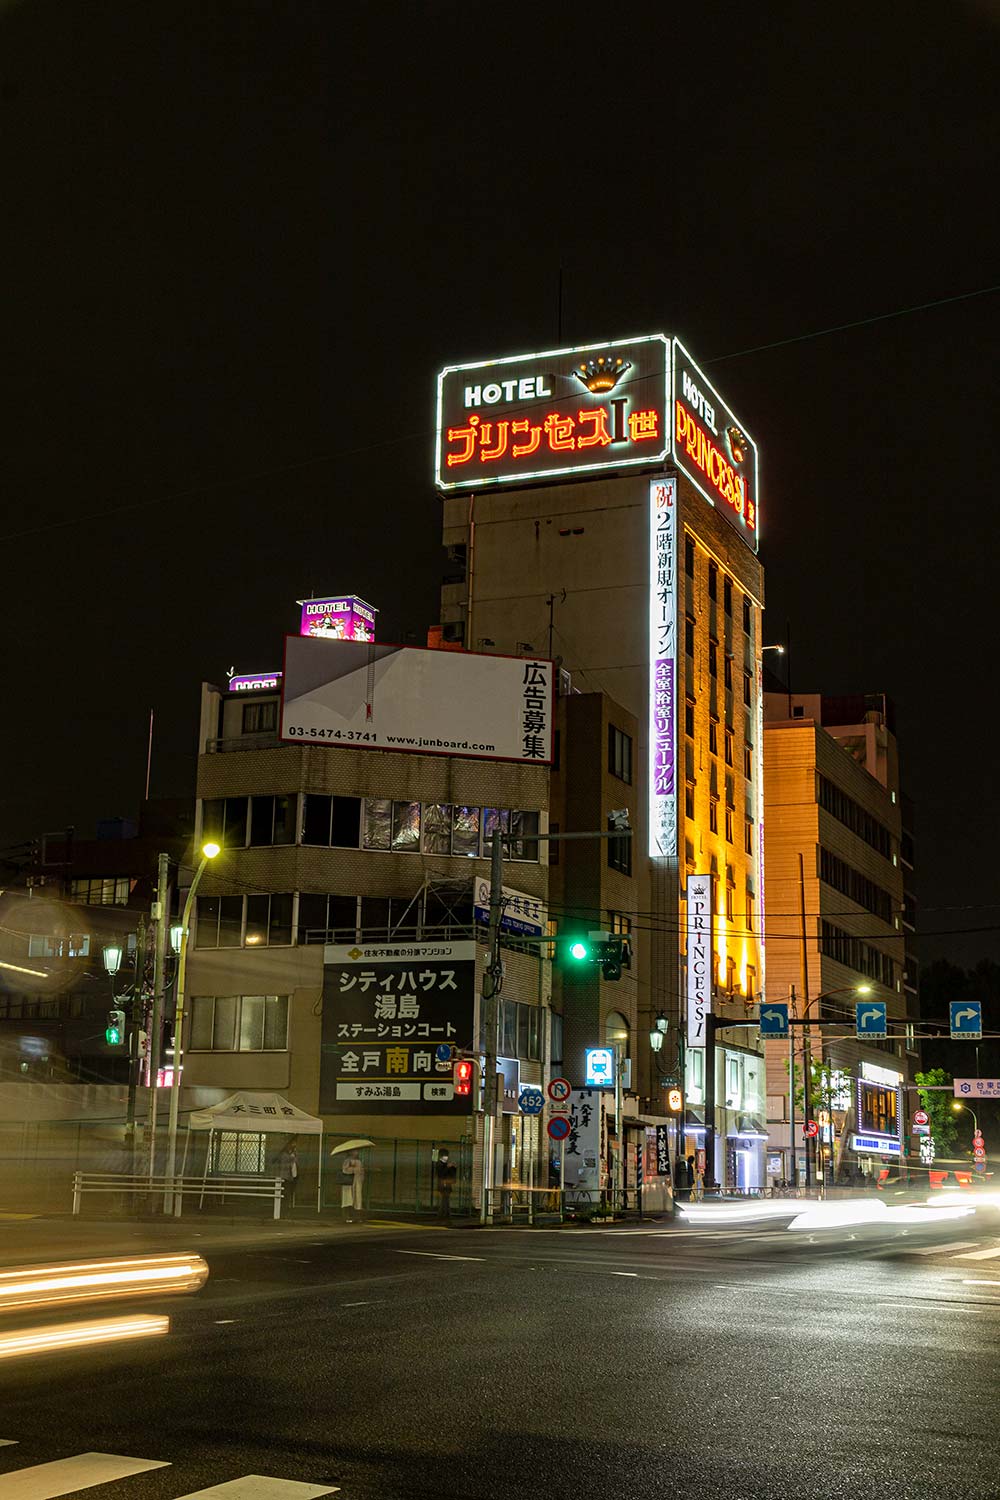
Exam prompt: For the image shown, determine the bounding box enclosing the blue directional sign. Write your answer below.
[518,1088,544,1116]
[950,1001,982,1040]
[856,1000,887,1039]
[759,1003,789,1038]
[435,1043,453,1063]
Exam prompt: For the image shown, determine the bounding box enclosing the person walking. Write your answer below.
[278,1141,299,1211]
[340,1151,365,1222]
[435,1148,457,1224]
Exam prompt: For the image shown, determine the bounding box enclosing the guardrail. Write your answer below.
[71,1173,285,1219]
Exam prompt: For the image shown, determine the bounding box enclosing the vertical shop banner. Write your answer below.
[563,1089,607,1197]
[649,476,678,858]
[320,941,475,1115]
[686,873,713,1047]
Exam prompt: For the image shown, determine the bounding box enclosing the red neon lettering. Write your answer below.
[446,414,480,467]
[576,407,611,449]
[628,408,660,442]
[511,419,541,457]
[543,412,575,452]
[675,401,752,524]
[479,421,510,461]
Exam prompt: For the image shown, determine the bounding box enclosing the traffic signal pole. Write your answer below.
[480,829,505,1225]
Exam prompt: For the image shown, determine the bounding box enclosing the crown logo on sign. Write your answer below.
[573,356,632,393]
[726,425,748,464]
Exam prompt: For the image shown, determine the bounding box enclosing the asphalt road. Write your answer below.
[3,1212,1000,1500]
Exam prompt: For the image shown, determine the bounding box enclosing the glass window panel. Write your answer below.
[195,896,220,949]
[551,1012,563,1068]
[224,797,248,849]
[202,799,224,844]
[245,895,269,947]
[388,896,419,939]
[273,795,295,845]
[242,700,277,735]
[483,809,509,843]
[391,801,421,852]
[329,896,358,940]
[528,1007,541,1061]
[360,897,390,938]
[363,798,392,851]
[451,806,480,857]
[189,998,214,1050]
[500,999,518,1059]
[213,995,237,1050]
[115,878,131,903]
[509,810,539,862]
[331,797,362,848]
[268,894,292,946]
[263,995,288,1050]
[517,1004,529,1060]
[297,893,327,942]
[239,995,265,1051]
[249,795,275,847]
[302,794,332,846]
[421,803,452,854]
[218,896,243,948]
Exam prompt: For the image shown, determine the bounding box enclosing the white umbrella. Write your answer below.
[330,1137,374,1156]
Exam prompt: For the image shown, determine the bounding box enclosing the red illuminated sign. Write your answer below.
[672,340,759,552]
[436,335,670,491]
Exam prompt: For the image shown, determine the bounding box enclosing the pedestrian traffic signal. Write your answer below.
[454,1058,474,1096]
[105,1009,126,1046]
[666,1086,684,1115]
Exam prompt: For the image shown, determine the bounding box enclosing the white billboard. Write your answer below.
[281,637,554,765]
[648,477,678,857]
[686,872,713,1048]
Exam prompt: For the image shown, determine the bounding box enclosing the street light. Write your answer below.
[952,1100,980,1133]
[649,1014,668,1053]
[793,983,872,1191]
[102,943,124,976]
[163,841,221,1212]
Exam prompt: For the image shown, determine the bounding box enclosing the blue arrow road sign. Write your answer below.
[759,1003,789,1038]
[950,1001,982,1040]
[435,1043,453,1063]
[856,1000,887,1038]
[518,1089,544,1115]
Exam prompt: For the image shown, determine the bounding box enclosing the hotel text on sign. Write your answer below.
[672,339,759,553]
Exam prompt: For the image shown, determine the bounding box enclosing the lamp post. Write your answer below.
[102,929,146,1179]
[163,841,220,1213]
[791,982,871,1189]
[952,1099,981,1171]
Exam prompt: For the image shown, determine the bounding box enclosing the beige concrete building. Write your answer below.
[762,691,916,1185]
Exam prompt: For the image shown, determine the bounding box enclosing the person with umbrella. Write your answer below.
[331,1138,371,1222]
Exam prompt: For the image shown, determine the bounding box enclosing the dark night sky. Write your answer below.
[2,1,998,966]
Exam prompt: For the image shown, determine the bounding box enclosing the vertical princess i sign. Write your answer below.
[649,477,678,857]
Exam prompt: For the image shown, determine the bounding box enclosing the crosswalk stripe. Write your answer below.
[953,1244,1000,1261]
[0,1453,168,1499]
[903,1240,979,1256]
[173,1479,339,1498]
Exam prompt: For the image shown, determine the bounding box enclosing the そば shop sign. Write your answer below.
[672,339,759,553]
[435,334,670,491]
[320,941,476,1115]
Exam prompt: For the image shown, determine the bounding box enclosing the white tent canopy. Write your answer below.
[188,1091,323,1135]
[182,1091,324,1212]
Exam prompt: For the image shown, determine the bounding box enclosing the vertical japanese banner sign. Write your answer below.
[648,477,678,858]
[686,874,712,1047]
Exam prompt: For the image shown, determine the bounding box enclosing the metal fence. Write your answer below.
[71,1172,285,1219]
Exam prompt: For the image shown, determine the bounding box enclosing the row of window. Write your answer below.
[203,795,541,862]
[682,786,754,851]
[197,889,493,948]
[189,994,289,1052]
[818,776,893,860]
[685,539,755,639]
[684,702,755,779]
[69,877,133,907]
[499,999,543,1062]
[819,847,894,924]
[689,623,753,697]
[819,919,896,989]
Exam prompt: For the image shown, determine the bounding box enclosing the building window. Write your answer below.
[189,994,289,1051]
[725,805,734,843]
[708,562,718,601]
[685,534,695,577]
[725,875,735,921]
[709,717,719,754]
[685,698,695,737]
[726,957,737,996]
[499,999,541,1061]
[723,577,733,616]
[709,797,719,834]
[685,615,695,656]
[202,797,248,850]
[819,847,894,922]
[744,743,752,779]
[609,911,632,939]
[608,725,633,785]
[743,671,752,706]
[70,877,131,906]
[724,654,733,689]
[744,820,754,855]
[746,888,755,936]
[196,895,293,949]
[241,699,277,735]
[605,1010,630,1055]
[818,776,893,860]
[708,639,718,679]
[724,729,734,767]
[685,781,695,819]
[249,795,296,847]
[820,919,896,987]
[742,597,752,636]
[28,933,91,959]
[607,816,632,875]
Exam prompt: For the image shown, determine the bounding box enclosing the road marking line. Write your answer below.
[610,1272,638,1277]
[341,1301,374,1307]
[394,1250,484,1262]
[962,1278,1000,1286]
[953,1245,1000,1261]
[904,1240,979,1256]
[0,1453,168,1499]
[172,1480,338,1498]
[215,1319,238,1325]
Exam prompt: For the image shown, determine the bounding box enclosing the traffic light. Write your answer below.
[568,939,590,962]
[453,1058,474,1096]
[105,1009,126,1046]
[666,1086,684,1115]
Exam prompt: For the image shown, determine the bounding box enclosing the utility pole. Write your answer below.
[789,984,797,1187]
[798,851,812,1189]
[703,1012,718,1193]
[125,918,146,1178]
[480,829,505,1225]
[146,852,170,1185]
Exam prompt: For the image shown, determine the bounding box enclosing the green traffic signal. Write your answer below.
[105,1025,122,1045]
[569,940,589,961]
